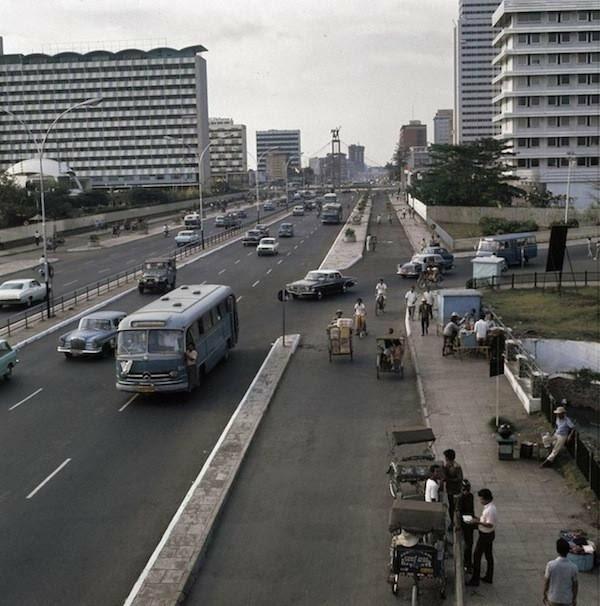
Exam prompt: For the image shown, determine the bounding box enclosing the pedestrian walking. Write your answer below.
[353,297,367,338]
[34,229,41,247]
[185,342,199,391]
[466,488,497,586]
[387,212,393,224]
[420,237,427,251]
[586,237,593,259]
[543,538,578,606]
[423,286,435,317]
[442,449,463,528]
[541,401,576,467]
[457,479,475,573]
[376,214,382,226]
[405,286,418,320]
[594,240,600,261]
[418,297,430,335]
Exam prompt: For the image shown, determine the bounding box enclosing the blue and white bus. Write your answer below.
[116,284,239,393]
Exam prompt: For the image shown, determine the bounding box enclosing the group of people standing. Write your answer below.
[404,285,435,336]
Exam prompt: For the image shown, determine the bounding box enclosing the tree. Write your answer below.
[386,142,405,182]
[0,171,36,228]
[524,181,563,208]
[408,138,525,207]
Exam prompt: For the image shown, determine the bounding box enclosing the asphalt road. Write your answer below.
[0,193,355,606]
[0,204,287,320]
[186,192,447,605]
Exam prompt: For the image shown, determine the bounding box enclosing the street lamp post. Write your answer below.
[248,147,279,223]
[285,153,303,206]
[1,97,103,317]
[564,152,576,225]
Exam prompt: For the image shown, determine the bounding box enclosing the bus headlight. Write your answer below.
[169,370,179,378]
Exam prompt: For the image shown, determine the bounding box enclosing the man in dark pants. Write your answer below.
[457,479,475,573]
[466,488,497,586]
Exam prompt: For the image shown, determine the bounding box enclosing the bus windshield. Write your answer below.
[118,330,183,355]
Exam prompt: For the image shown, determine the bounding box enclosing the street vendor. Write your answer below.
[329,309,344,327]
[541,401,576,468]
[442,313,460,356]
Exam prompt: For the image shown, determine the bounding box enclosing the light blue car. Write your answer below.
[0,339,18,380]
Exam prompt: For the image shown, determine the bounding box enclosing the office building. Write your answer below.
[255,129,301,177]
[407,146,431,172]
[347,144,366,180]
[266,151,289,182]
[454,0,501,142]
[433,109,454,144]
[0,38,210,188]
[399,120,427,154]
[492,0,600,207]
[209,118,248,186]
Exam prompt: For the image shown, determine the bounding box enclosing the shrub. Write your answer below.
[550,218,579,228]
[344,227,356,238]
[479,217,539,236]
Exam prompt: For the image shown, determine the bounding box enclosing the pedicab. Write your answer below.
[326,318,353,362]
[388,499,449,604]
[376,336,405,379]
[386,426,441,499]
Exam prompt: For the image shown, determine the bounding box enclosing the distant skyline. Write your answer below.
[2,0,456,166]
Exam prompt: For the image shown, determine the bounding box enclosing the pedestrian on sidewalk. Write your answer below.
[405,286,418,320]
[420,237,427,251]
[594,240,600,261]
[466,488,497,587]
[543,538,578,606]
[34,229,41,247]
[442,449,463,528]
[423,286,435,317]
[474,315,489,347]
[425,465,442,502]
[586,237,593,259]
[458,479,475,573]
[442,313,460,356]
[541,402,576,467]
[418,297,430,335]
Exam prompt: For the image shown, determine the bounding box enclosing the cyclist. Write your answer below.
[163,224,170,238]
[375,278,388,313]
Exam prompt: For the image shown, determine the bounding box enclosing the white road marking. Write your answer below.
[26,458,71,500]
[9,388,43,412]
[266,268,272,275]
[98,268,110,274]
[286,252,292,256]
[252,280,260,288]
[118,394,138,413]
[277,259,283,264]
[234,259,241,264]
[201,280,207,285]
[300,240,305,244]
[218,269,226,275]
[236,296,243,302]
[293,245,298,250]
[63,279,78,287]
[247,252,253,256]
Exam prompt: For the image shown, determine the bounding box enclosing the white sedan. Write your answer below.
[292,205,305,216]
[0,278,47,307]
[174,230,200,247]
[256,237,279,256]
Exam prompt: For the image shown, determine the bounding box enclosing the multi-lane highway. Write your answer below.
[0,194,354,605]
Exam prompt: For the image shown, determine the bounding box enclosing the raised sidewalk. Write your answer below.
[395,195,598,605]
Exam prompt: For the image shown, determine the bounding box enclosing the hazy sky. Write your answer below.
[2,0,456,166]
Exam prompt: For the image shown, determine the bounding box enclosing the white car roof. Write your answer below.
[1,278,33,285]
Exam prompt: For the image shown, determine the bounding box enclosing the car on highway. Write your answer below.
[256,224,270,237]
[292,205,305,216]
[138,257,176,293]
[256,237,279,256]
[174,230,200,247]
[237,208,248,218]
[286,269,357,300]
[57,311,127,358]
[0,339,18,380]
[422,246,454,271]
[0,278,47,307]
[263,200,276,211]
[278,223,294,237]
[397,253,445,278]
[242,229,263,246]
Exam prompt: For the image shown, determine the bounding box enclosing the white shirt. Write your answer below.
[425,478,439,502]
[354,302,366,317]
[405,290,418,306]
[479,502,497,533]
[423,291,435,306]
[474,318,488,340]
[375,282,388,297]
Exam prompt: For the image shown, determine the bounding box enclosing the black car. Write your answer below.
[286,269,357,300]
[422,246,454,270]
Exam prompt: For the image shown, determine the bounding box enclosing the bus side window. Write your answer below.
[203,312,214,331]
[215,303,225,322]
[197,317,205,335]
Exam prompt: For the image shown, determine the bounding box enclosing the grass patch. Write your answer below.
[437,221,481,239]
[484,287,599,342]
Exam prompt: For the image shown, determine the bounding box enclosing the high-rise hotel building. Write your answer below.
[454,0,501,142]
[255,130,301,178]
[492,1,600,206]
[0,38,210,188]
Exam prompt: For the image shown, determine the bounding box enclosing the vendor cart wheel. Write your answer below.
[411,583,418,606]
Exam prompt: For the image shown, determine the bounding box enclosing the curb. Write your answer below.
[124,334,301,606]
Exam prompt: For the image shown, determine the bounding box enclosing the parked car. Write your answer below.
[263,200,276,211]
[0,339,18,380]
[57,311,127,358]
[422,246,454,270]
[255,224,270,237]
[0,278,47,307]
[397,253,445,278]
[292,205,305,216]
[174,230,200,247]
[138,257,176,293]
[242,229,263,246]
[286,269,356,300]
[278,223,294,237]
[257,237,279,256]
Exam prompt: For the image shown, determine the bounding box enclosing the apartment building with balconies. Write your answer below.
[209,118,248,186]
[492,1,600,207]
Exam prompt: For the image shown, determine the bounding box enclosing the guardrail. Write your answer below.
[470,271,600,290]
[0,206,291,339]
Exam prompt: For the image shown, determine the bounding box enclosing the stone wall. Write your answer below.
[522,338,600,374]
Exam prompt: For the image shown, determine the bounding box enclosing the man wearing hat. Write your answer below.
[541,400,576,467]
[442,313,460,356]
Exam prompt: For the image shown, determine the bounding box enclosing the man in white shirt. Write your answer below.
[474,316,488,346]
[375,278,388,299]
[425,465,442,502]
[466,488,497,586]
[405,286,418,320]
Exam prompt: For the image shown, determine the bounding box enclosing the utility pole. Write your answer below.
[330,127,341,191]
